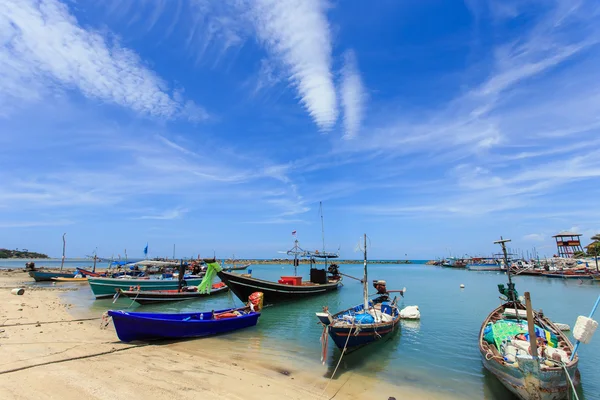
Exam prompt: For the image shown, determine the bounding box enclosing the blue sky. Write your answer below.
[1,0,599,259]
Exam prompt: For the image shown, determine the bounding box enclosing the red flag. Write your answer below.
[292,230,297,236]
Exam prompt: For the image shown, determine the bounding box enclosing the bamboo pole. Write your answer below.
[524,292,538,358]
[60,233,66,271]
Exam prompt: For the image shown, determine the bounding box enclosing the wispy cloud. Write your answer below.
[523,233,545,242]
[340,50,366,139]
[136,207,190,220]
[250,0,338,130]
[0,219,74,229]
[0,0,206,120]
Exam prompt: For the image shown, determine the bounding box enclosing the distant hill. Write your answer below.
[0,249,49,259]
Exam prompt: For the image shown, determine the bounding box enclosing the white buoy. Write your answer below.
[460,284,465,288]
[400,305,421,319]
[573,316,598,344]
[11,288,25,295]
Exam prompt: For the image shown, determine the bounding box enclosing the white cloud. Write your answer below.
[0,219,74,228]
[250,0,338,130]
[136,207,190,220]
[340,50,366,139]
[0,0,206,120]
[523,233,545,242]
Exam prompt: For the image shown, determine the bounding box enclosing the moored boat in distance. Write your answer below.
[29,270,76,282]
[51,276,88,282]
[88,276,205,299]
[118,282,229,305]
[442,257,467,268]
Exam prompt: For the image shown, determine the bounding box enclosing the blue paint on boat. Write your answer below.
[108,308,261,342]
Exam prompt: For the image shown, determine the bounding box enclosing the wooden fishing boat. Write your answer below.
[75,268,107,277]
[479,302,580,400]
[479,238,580,400]
[118,282,229,305]
[218,233,341,303]
[542,271,594,279]
[218,270,341,304]
[223,263,250,271]
[29,271,76,282]
[51,276,88,282]
[316,234,403,355]
[108,292,264,342]
[88,276,204,299]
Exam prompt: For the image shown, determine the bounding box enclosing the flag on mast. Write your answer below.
[292,230,297,236]
[143,243,148,257]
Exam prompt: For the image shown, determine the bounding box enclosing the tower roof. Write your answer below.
[552,231,582,238]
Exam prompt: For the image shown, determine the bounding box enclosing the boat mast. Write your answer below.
[60,233,66,271]
[495,237,519,320]
[294,242,298,276]
[363,233,368,310]
[319,201,328,268]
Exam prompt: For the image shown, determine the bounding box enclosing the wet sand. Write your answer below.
[0,270,458,400]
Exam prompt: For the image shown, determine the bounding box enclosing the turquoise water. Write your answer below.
[58,264,599,399]
[0,259,114,270]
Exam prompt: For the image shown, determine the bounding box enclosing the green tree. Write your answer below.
[587,236,600,272]
[573,251,587,259]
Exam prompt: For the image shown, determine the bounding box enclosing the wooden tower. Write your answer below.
[552,232,583,258]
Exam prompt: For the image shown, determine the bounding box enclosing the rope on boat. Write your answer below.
[320,320,355,398]
[558,362,580,400]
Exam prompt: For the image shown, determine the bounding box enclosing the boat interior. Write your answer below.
[480,301,577,371]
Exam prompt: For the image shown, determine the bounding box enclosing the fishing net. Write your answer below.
[197,262,223,294]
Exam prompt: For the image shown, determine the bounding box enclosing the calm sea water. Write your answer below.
[0,259,120,270]
[33,263,600,399]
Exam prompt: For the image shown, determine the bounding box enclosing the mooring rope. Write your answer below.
[559,362,579,400]
[320,320,355,398]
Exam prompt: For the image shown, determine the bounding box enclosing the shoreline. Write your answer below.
[0,269,459,400]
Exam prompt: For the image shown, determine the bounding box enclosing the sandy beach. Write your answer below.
[0,269,460,400]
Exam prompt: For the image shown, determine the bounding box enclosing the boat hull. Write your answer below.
[108,309,260,342]
[29,271,75,282]
[217,271,340,303]
[328,318,400,352]
[119,285,229,305]
[88,277,204,299]
[51,277,88,282]
[542,273,594,279]
[467,265,502,272]
[482,353,580,400]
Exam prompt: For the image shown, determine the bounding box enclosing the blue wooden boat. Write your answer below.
[107,292,264,342]
[29,270,76,282]
[316,234,403,356]
[108,308,261,342]
[317,301,400,352]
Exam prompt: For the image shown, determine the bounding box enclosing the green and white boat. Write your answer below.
[88,276,204,299]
